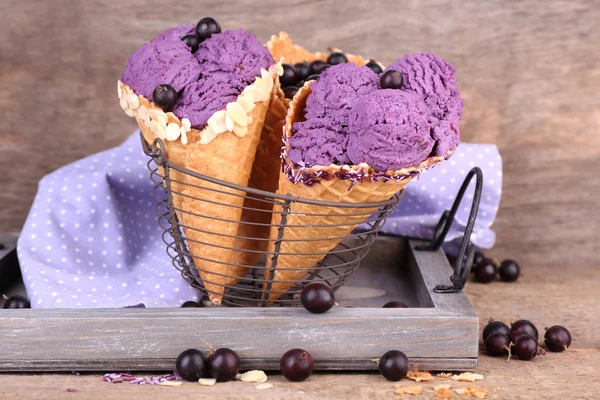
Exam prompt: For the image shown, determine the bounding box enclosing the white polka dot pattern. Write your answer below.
[358,143,502,252]
[17,132,202,308]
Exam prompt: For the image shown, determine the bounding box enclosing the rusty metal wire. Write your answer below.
[141,133,402,307]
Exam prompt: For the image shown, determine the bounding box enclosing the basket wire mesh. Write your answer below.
[141,133,402,307]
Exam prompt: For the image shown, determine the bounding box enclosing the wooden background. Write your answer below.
[1,0,599,269]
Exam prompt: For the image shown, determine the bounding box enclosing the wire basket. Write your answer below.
[141,133,402,307]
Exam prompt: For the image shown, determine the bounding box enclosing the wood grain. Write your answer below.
[1,1,599,266]
[0,261,598,399]
[0,239,478,371]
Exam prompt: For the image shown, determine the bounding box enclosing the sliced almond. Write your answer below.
[395,385,422,395]
[226,102,248,127]
[165,123,181,141]
[200,127,218,144]
[119,97,129,111]
[237,94,255,113]
[149,120,166,140]
[232,124,248,137]
[451,372,484,382]
[239,370,267,383]
[207,110,228,134]
[126,93,140,110]
[149,108,168,127]
[225,111,235,131]
[257,375,268,383]
[137,105,149,124]
[180,117,191,131]
[180,129,188,145]
[124,108,136,117]
[198,378,217,386]
[434,384,451,391]
[406,370,434,382]
[254,383,273,390]
[117,81,123,99]
[159,381,182,387]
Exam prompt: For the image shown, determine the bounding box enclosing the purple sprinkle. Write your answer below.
[66,388,78,393]
[71,371,80,376]
[113,379,123,384]
[123,377,135,381]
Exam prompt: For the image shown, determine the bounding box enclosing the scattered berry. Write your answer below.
[152,84,178,112]
[499,260,520,282]
[485,332,510,357]
[309,60,330,74]
[509,330,532,345]
[305,74,320,82]
[300,283,335,314]
[473,251,487,267]
[383,301,408,308]
[513,335,544,361]
[181,300,201,308]
[378,350,409,381]
[2,295,30,309]
[181,34,200,54]
[380,70,403,89]
[544,326,571,352]
[175,349,208,381]
[280,349,314,382]
[283,86,299,99]
[482,319,510,342]
[294,62,311,81]
[474,261,497,283]
[365,60,382,74]
[280,64,297,88]
[327,52,348,65]
[209,348,240,382]
[511,320,539,341]
[195,17,221,41]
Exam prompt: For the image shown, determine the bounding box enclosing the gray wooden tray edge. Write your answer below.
[0,240,479,372]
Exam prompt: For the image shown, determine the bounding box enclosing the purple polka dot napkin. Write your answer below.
[17,131,501,308]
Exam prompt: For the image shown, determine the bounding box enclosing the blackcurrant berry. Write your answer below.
[327,52,348,65]
[283,86,299,99]
[300,283,335,314]
[309,60,330,75]
[511,320,539,341]
[378,350,409,381]
[294,62,311,81]
[482,319,510,342]
[544,326,571,352]
[380,70,403,89]
[280,349,314,382]
[499,260,520,282]
[181,300,201,308]
[2,295,31,309]
[474,261,497,283]
[175,349,208,381]
[365,60,382,74]
[485,332,510,357]
[195,17,221,42]
[152,84,178,112]
[383,301,408,308]
[513,335,543,361]
[209,348,240,382]
[181,34,200,54]
[280,64,298,88]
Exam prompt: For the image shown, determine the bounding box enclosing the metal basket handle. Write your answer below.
[414,167,484,293]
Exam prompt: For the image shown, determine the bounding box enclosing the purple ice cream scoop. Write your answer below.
[121,26,273,129]
[303,63,379,122]
[346,90,433,171]
[385,53,463,156]
[121,37,201,100]
[289,63,379,167]
[173,29,274,128]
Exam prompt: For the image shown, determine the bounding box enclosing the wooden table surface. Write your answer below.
[1,262,598,399]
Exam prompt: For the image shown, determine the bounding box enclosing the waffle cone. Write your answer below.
[123,64,281,305]
[261,38,452,299]
[227,83,288,288]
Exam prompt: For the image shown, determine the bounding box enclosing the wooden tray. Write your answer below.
[0,236,478,372]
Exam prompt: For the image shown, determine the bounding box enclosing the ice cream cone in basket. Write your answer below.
[262,33,456,301]
[118,34,285,305]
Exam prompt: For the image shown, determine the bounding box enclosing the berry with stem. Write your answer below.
[511,320,539,341]
[482,319,510,342]
[280,349,314,382]
[544,326,571,352]
[485,332,510,357]
[175,349,208,381]
[378,350,409,381]
[209,348,240,382]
